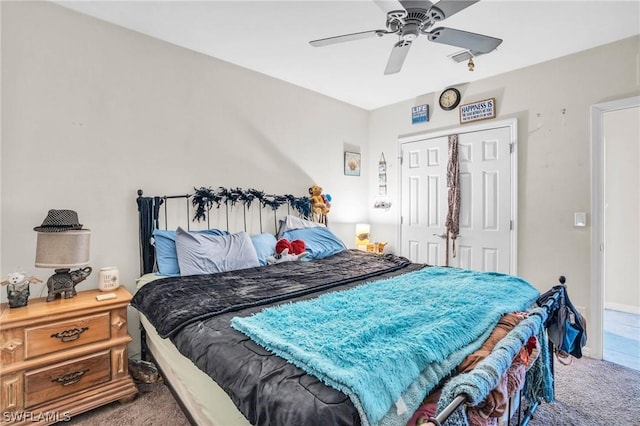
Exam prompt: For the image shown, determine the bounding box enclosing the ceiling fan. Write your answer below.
[309,0,502,75]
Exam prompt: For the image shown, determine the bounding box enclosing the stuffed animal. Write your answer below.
[266,248,309,265]
[309,184,330,215]
[267,238,309,264]
[1,272,42,308]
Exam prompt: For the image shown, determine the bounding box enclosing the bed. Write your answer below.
[131,188,563,426]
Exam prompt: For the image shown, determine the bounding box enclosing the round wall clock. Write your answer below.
[439,87,461,111]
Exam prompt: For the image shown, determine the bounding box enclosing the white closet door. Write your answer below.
[400,125,513,273]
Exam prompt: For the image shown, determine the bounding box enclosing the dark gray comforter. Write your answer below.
[131,250,423,426]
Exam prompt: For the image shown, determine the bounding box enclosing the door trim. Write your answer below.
[397,118,518,274]
[589,95,640,360]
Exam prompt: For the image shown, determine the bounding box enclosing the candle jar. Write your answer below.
[98,267,120,292]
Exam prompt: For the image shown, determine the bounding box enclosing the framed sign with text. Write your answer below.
[459,98,496,124]
[411,104,429,124]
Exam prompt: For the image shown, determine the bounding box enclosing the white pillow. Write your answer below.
[276,215,324,238]
[175,227,260,276]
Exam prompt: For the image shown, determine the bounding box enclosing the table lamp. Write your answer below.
[34,210,92,302]
[355,223,370,251]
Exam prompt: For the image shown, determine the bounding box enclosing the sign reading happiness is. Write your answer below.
[459,98,496,124]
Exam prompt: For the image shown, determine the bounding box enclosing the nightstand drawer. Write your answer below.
[24,350,111,408]
[25,312,111,359]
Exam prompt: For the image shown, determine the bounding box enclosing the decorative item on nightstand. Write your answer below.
[98,266,120,291]
[355,223,370,251]
[367,242,388,255]
[34,209,92,302]
[0,272,42,308]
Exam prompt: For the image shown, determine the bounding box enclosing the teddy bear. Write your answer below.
[266,238,309,264]
[309,184,330,215]
[1,272,42,308]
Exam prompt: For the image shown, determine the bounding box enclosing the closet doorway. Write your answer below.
[591,96,640,369]
[398,119,518,274]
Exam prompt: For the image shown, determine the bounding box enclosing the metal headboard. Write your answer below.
[136,188,312,275]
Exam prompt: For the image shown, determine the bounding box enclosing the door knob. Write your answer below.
[432,233,447,239]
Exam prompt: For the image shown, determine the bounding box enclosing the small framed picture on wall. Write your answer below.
[344,151,361,176]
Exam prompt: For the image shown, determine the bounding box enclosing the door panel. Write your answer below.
[401,126,513,273]
[401,136,448,265]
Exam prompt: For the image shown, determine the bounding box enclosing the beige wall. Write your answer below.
[368,36,640,317]
[0,2,3,280]
[1,1,370,302]
[604,106,640,313]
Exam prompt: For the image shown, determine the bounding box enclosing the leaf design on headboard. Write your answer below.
[192,187,223,222]
[191,187,312,222]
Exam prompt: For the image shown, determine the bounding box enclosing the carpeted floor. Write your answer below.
[528,356,640,426]
[66,356,640,425]
[66,379,190,426]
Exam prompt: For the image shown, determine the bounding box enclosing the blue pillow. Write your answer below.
[153,228,228,276]
[250,233,277,266]
[175,229,260,276]
[281,227,346,260]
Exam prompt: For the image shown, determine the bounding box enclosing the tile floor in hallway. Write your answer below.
[603,309,640,371]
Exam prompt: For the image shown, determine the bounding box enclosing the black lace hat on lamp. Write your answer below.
[34,210,92,302]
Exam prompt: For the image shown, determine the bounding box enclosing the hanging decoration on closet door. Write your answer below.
[445,134,460,263]
[374,153,392,210]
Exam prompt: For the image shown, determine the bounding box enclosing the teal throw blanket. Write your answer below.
[231,267,540,426]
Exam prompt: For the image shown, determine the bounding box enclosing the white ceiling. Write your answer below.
[56,1,640,110]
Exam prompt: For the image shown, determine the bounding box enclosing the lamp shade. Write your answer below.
[355,223,370,239]
[35,230,91,268]
[355,223,370,250]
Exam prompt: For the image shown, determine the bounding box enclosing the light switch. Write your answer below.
[574,212,587,227]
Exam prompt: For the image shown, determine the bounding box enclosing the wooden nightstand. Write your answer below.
[0,287,137,425]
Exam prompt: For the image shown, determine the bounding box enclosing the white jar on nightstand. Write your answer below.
[98,266,120,291]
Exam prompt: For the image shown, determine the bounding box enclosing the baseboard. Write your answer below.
[604,302,640,315]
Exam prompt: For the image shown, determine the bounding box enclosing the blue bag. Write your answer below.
[538,283,587,360]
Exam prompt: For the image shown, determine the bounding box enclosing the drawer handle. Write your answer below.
[51,327,89,342]
[1,339,23,353]
[52,369,89,386]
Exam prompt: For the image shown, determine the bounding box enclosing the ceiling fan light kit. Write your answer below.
[309,0,502,75]
[449,49,474,63]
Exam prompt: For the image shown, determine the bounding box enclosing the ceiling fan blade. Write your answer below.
[430,0,479,20]
[398,0,434,11]
[384,40,412,75]
[427,27,502,53]
[373,0,404,14]
[310,30,384,47]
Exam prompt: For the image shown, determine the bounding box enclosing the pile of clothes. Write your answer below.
[408,312,540,426]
